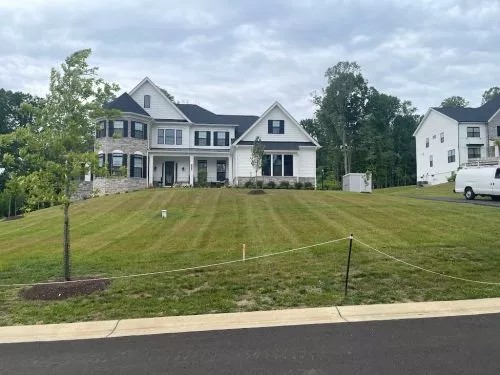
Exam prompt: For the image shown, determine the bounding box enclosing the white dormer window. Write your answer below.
[144,95,151,108]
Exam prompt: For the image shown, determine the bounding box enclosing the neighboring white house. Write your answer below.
[92,77,320,194]
[413,96,500,185]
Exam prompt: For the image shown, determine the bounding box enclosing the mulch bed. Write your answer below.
[20,278,110,301]
[248,189,266,195]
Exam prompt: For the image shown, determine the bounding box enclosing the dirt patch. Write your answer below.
[248,189,265,195]
[20,278,110,301]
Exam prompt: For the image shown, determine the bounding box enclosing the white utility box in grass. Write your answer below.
[342,172,372,193]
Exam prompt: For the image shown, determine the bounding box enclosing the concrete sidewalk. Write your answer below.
[1,297,500,344]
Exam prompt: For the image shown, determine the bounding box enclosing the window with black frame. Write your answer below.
[468,147,481,159]
[467,127,480,138]
[133,122,144,139]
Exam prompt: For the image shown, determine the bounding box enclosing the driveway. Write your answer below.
[408,195,500,208]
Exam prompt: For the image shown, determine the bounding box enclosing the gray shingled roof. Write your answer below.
[237,141,316,150]
[176,104,258,136]
[434,95,500,122]
[104,93,150,116]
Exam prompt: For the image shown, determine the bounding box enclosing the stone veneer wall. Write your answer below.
[96,136,148,156]
[94,123,149,195]
[488,111,500,156]
[93,177,147,195]
[237,176,316,187]
[72,181,93,201]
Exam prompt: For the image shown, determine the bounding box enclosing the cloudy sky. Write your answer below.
[1,0,499,119]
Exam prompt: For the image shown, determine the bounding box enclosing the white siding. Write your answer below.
[298,147,316,178]
[415,110,459,185]
[241,106,312,143]
[190,126,236,149]
[458,123,488,163]
[234,147,254,177]
[150,124,189,149]
[130,81,186,120]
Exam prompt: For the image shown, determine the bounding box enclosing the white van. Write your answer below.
[454,166,500,200]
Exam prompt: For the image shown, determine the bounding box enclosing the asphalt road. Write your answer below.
[409,195,500,207]
[1,314,500,375]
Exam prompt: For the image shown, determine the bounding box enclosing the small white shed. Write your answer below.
[342,172,372,193]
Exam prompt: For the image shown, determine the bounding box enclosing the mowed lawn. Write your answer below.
[1,186,500,325]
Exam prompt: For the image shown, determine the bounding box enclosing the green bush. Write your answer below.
[294,182,303,190]
[279,181,290,189]
[266,181,276,189]
[447,172,457,183]
[321,180,342,190]
[256,180,264,189]
[304,182,313,190]
[244,180,254,188]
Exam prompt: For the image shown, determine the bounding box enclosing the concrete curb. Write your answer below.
[1,298,500,344]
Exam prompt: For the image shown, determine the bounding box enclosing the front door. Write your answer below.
[164,161,175,186]
[217,160,226,181]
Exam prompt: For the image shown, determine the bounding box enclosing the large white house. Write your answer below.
[414,96,500,185]
[91,77,319,194]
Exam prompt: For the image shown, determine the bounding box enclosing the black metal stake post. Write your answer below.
[344,233,354,297]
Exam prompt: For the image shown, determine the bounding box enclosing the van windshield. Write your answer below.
[496,169,500,179]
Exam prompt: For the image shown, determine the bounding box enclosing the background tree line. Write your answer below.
[302,61,419,189]
[302,62,500,189]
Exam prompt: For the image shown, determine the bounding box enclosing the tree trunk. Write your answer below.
[342,131,349,174]
[8,196,11,218]
[63,202,70,281]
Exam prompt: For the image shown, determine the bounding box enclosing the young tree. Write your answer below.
[17,49,119,280]
[440,96,469,108]
[250,136,265,188]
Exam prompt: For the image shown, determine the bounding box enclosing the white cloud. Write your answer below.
[1,0,500,120]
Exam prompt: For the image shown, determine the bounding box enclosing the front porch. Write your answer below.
[148,153,232,187]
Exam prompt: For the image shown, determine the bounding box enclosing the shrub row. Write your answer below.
[243,180,314,190]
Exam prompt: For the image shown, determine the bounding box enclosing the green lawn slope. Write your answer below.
[1,187,500,325]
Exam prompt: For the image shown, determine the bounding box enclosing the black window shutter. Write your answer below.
[108,121,114,137]
[143,124,148,140]
[268,120,273,134]
[207,131,211,146]
[225,132,229,146]
[95,127,99,139]
[142,156,147,178]
[131,121,135,138]
[104,120,107,137]
[130,155,135,177]
[280,120,285,134]
[213,132,217,146]
[107,153,112,173]
[123,121,129,137]
[195,131,199,146]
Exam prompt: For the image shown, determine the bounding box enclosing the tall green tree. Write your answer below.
[314,61,368,175]
[440,96,469,108]
[482,87,500,104]
[15,49,119,280]
[159,87,175,102]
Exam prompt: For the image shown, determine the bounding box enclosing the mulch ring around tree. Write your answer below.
[248,189,266,195]
[19,278,110,301]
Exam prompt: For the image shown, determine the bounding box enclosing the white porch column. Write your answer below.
[148,154,154,186]
[189,155,194,186]
[496,145,500,158]
[228,155,233,184]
